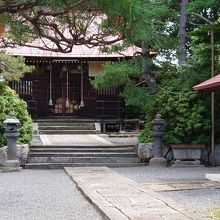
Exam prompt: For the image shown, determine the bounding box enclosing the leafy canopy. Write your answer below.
[1,0,174,52]
[0,52,33,81]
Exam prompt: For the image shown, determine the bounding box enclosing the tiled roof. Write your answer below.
[193,74,220,91]
[1,37,155,59]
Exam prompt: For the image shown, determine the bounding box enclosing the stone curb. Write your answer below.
[206,174,220,182]
[64,167,215,220]
[64,167,128,220]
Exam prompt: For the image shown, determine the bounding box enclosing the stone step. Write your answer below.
[30,144,135,149]
[39,130,97,135]
[36,118,97,123]
[37,122,96,127]
[25,162,146,169]
[28,156,140,163]
[30,152,137,157]
[38,126,95,131]
[30,147,135,153]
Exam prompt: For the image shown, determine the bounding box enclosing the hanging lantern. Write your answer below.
[46,64,51,70]
[62,64,67,72]
[77,64,81,70]
[48,64,53,106]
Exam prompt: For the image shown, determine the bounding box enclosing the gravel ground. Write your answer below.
[0,170,103,220]
[113,166,220,183]
[113,166,220,213]
[160,188,220,213]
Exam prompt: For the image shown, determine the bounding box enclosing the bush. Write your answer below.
[0,83,32,147]
[139,66,211,146]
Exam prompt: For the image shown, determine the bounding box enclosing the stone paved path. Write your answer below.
[40,134,114,146]
[0,170,103,220]
[65,167,213,220]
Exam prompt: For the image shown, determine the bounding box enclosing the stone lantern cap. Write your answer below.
[152,114,165,125]
[3,113,20,125]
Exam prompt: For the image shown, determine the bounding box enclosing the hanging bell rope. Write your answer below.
[80,64,84,108]
[48,64,53,106]
[65,64,70,108]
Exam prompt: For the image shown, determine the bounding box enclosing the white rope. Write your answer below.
[65,64,70,108]
[48,64,53,106]
[80,64,84,108]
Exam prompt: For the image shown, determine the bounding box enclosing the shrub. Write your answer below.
[0,83,32,147]
[139,67,211,146]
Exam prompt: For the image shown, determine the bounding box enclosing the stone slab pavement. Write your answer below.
[39,134,115,146]
[65,166,214,220]
[32,133,138,147]
[112,167,220,215]
[206,174,220,182]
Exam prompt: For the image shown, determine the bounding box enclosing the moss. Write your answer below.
[211,209,220,219]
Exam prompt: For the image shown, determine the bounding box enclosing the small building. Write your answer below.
[2,39,154,120]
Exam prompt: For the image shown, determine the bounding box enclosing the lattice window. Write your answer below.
[10,80,32,95]
[97,87,116,95]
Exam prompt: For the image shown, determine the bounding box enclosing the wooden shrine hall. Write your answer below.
[3,41,153,120]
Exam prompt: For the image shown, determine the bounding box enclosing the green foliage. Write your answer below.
[0,84,32,148]
[121,81,150,110]
[187,0,220,14]
[0,52,33,81]
[3,0,177,53]
[139,65,211,145]
[120,81,154,119]
[91,61,140,88]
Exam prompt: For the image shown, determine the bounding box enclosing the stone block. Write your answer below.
[173,148,201,160]
[138,143,153,162]
[0,144,29,166]
[0,146,7,166]
[171,144,205,166]
[17,144,30,165]
[215,144,220,166]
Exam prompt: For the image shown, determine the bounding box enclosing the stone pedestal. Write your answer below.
[214,144,220,166]
[3,161,22,172]
[149,157,167,167]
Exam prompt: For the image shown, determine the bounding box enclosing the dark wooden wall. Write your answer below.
[11,62,122,119]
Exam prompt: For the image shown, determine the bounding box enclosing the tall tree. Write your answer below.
[0,0,173,54]
[178,0,188,65]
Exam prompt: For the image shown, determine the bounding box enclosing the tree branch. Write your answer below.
[188,12,215,25]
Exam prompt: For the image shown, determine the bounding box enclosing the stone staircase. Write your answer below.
[36,119,100,135]
[25,144,144,169]
[27,118,144,169]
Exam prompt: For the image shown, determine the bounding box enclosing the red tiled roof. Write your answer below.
[193,74,220,91]
[1,38,156,59]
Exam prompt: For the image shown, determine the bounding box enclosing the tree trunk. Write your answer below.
[178,0,188,65]
[141,41,156,93]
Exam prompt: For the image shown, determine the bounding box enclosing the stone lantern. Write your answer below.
[149,114,167,167]
[3,113,21,171]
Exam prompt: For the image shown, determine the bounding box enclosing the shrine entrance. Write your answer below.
[49,63,82,116]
